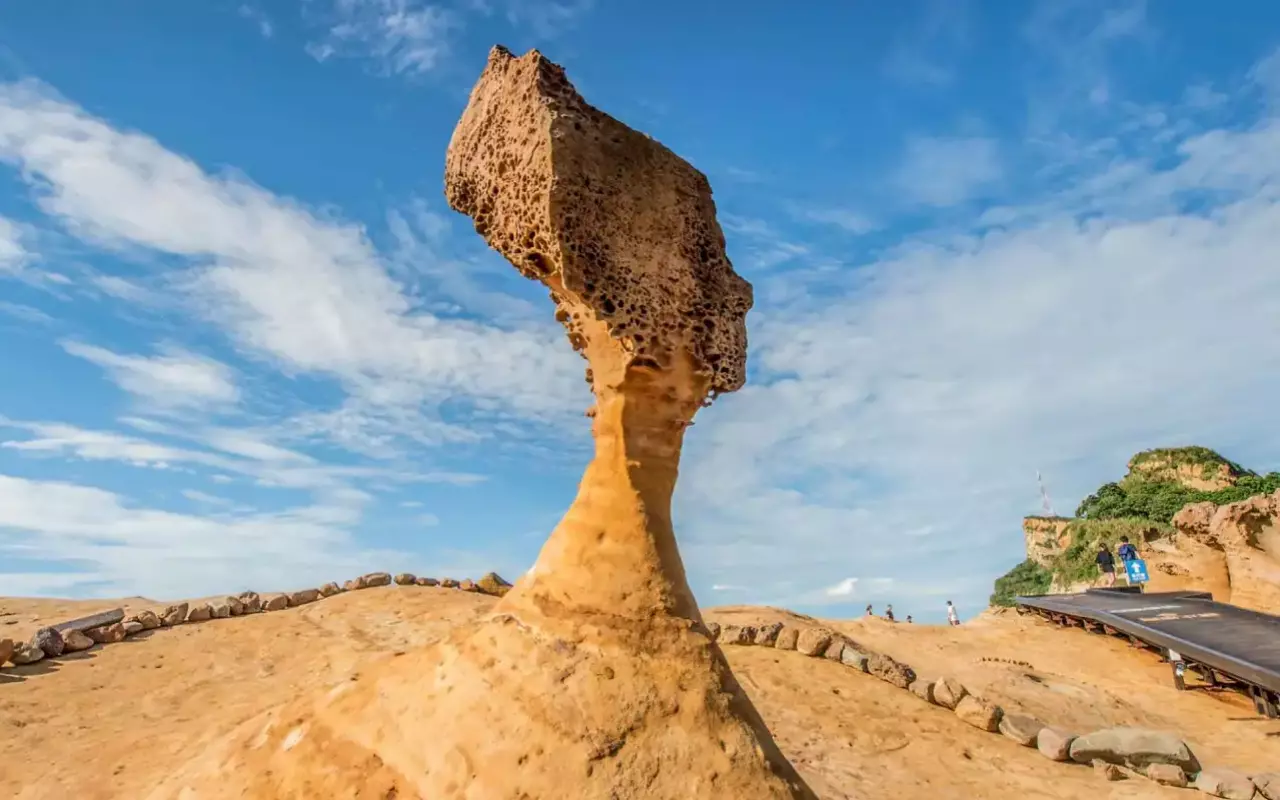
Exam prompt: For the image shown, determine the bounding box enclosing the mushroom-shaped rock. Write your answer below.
[158,46,813,800]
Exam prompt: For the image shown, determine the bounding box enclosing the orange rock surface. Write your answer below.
[148,45,811,799]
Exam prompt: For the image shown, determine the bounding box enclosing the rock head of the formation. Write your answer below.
[154,46,814,800]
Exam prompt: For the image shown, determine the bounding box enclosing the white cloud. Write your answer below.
[0,301,53,325]
[182,489,234,506]
[792,206,878,235]
[0,80,586,455]
[679,74,1280,615]
[305,0,458,75]
[0,473,400,598]
[502,0,592,39]
[61,340,240,409]
[825,578,857,597]
[1250,45,1280,106]
[238,4,275,38]
[892,136,1002,207]
[0,215,28,272]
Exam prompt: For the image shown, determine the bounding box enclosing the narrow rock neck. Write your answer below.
[498,374,705,625]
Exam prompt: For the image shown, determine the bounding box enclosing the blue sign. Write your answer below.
[1126,558,1150,584]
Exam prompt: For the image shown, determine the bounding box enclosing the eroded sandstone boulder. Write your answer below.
[1036,727,1075,761]
[414,576,439,587]
[477,572,513,596]
[130,610,161,630]
[155,45,812,800]
[1145,763,1188,787]
[187,604,213,623]
[999,713,1044,747]
[123,621,144,636]
[160,603,188,627]
[909,679,934,703]
[1068,727,1200,772]
[932,676,968,710]
[62,629,94,652]
[86,623,126,644]
[774,626,800,651]
[288,589,320,606]
[0,637,13,666]
[954,695,1002,732]
[753,622,783,646]
[866,652,915,688]
[1194,768,1257,799]
[11,642,43,665]
[237,593,262,613]
[319,582,342,597]
[439,578,459,589]
[361,572,392,588]
[795,629,833,657]
[262,595,288,612]
[394,573,416,586]
[32,627,64,657]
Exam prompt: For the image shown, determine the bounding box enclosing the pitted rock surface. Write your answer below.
[444,46,752,398]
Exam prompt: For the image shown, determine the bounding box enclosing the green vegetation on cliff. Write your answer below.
[1075,473,1280,524]
[990,559,1052,607]
[993,446,1279,604]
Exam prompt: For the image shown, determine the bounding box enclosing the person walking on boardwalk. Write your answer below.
[1117,536,1139,585]
[1096,542,1117,587]
[946,600,960,626]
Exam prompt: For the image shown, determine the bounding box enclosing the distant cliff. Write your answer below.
[991,447,1280,608]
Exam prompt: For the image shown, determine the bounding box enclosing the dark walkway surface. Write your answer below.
[1017,588,1280,696]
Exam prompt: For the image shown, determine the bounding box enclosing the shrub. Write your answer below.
[990,560,1053,607]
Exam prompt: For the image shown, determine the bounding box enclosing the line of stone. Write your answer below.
[0,570,512,671]
[710,621,1277,800]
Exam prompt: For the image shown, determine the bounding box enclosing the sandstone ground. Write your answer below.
[2,589,1276,799]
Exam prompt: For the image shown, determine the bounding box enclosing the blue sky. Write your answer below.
[1,1,1279,622]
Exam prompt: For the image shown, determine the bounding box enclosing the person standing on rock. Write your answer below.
[946,601,960,626]
[1095,543,1117,587]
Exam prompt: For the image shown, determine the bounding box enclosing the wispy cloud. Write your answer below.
[60,340,241,409]
[0,80,586,458]
[502,0,593,39]
[305,0,459,75]
[791,206,878,235]
[892,135,1002,207]
[0,215,29,272]
[882,0,969,87]
[237,4,275,38]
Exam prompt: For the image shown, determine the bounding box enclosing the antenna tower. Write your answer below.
[1037,470,1056,517]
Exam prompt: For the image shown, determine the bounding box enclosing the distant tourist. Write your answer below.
[1117,536,1139,584]
[885,605,895,622]
[865,604,874,617]
[1096,543,1117,587]
[905,615,914,624]
[946,600,960,626]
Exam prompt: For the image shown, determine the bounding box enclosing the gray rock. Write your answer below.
[840,647,869,672]
[32,627,65,657]
[774,626,800,651]
[11,642,44,665]
[1254,772,1280,800]
[362,572,392,588]
[394,573,416,586]
[288,589,320,606]
[1145,763,1188,788]
[1194,768,1256,800]
[319,582,342,597]
[753,622,783,646]
[225,596,246,616]
[1036,727,1075,762]
[62,629,95,652]
[932,676,967,710]
[1068,727,1200,773]
[262,594,289,612]
[123,621,144,636]
[210,602,232,619]
[237,592,262,613]
[187,604,213,623]
[954,695,1002,732]
[999,713,1043,747]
